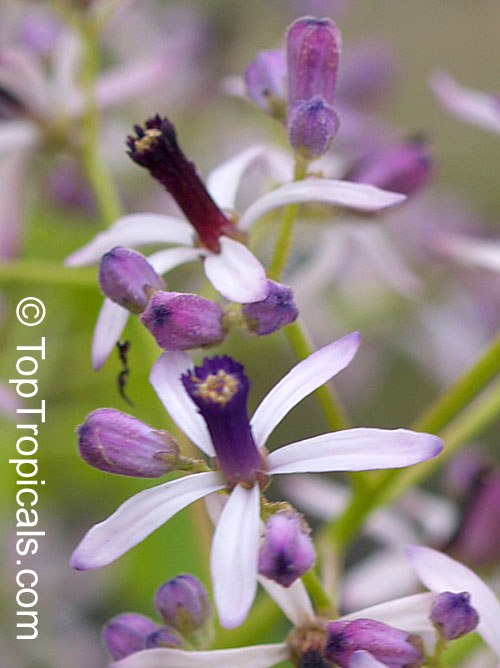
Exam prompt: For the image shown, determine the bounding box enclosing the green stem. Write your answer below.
[302,569,336,617]
[267,202,300,281]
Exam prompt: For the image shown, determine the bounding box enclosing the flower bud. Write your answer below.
[258,511,315,587]
[145,626,184,649]
[78,408,179,478]
[98,247,164,313]
[287,97,339,159]
[430,591,479,640]
[286,17,342,106]
[103,613,158,660]
[244,50,287,118]
[324,619,424,668]
[242,280,298,335]
[154,574,211,637]
[140,291,225,350]
[348,138,433,197]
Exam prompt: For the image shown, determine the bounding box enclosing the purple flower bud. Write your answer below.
[140,291,225,351]
[102,613,158,660]
[324,619,425,668]
[286,17,342,106]
[242,280,298,335]
[287,97,339,159]
[127,116,240,253]
[430,592,479,640]
[244,50,287,118]
[348,138,433,197]
[258,511,315,586]
[145,626,184,649]
[154,575,211,636]
[182,356,264,485]
[98,247,164,314]
[78,408,179,478]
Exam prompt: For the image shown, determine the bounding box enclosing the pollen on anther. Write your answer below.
[134,129,162,153]
[193,370,239,406]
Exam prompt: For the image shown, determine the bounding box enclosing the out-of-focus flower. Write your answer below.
[71,333,442,629]
[430,71,500,135]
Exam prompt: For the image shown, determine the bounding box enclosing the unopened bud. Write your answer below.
[244,50,287,119]
[324,619,424,668]
[286,17,342,106]
[103,613,158,660]
[145,626,184,649]
[430,592,479,640]
[140,291,225,350]
[154,574,212,639]
[78,408,179,478]
[99,247,164,313]
[287,97,339,159]
[242,280,298,335]
[258,511,315,587]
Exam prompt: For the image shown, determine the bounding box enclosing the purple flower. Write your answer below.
[71,333,442,628]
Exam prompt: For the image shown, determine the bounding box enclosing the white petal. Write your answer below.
[203,236,268,302]
[207,145,269,210]
[258,577,315,626]
[430,71,500,135]
[350,651,388,668]
[65,214,193,266]
[238,178,406,231]
[110,643,289,668]
[70,471,224,570]
[268,428,443,475]
[211,484,260,628]
[436,233,500,273]
[251,333,361,447]
[0,121,38,154]
[147,246,205,275]
[343,592,435,635]
[149,352,214,457]
[406,546,500,657]
[91,299,129,371]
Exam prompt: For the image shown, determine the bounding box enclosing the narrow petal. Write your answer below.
[430,71,500,135]
[406,545,500,656]
[91,299,129,371]
[149,352,214,457]
[350,651,390,668]
[237,178,406,231]
[65,214,193,266]
[251,333,361,447]
[342,593,435,635]
[207,145,268,210]
[258,577,315,626]
[435,233,500,273]
[268,428,443,475]
[70,471,224,570]
[147,246,205,275]
[0,120,39,154]
[203,236,268,302]
[110,643,289,668]
[211,484,261,628]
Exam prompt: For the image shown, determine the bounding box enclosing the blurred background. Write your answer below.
[1,1,499,666]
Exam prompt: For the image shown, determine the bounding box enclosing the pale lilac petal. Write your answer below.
[238,178,406,231]
[110,643,289,668]
[436,233,500,273]
[65,214,193,266]
[211,484,260,628]
[350,651,388,668]
[0,120,39,153]
[430,71,500,135]
[149,352,214,457]
[0,47,49,116]
[71,471,224,570]
[91,299,129,371]
[147,247,205,275]
[251,333,361,447]
[268,429,443,475]
[203,236,268,302]
[207,145,268,210]
[406,545,500,656]
[258,577,315,626]
[343,592,435,635]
